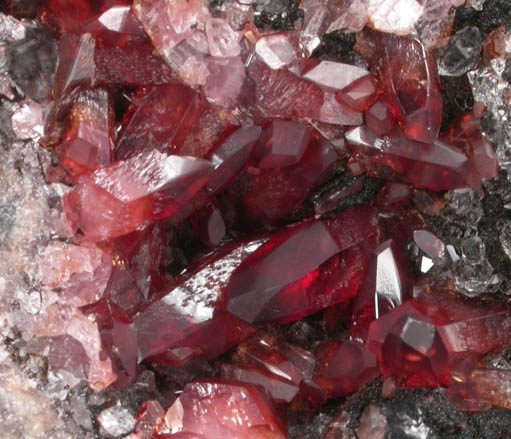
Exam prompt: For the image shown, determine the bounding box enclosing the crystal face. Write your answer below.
[9,0,511,435]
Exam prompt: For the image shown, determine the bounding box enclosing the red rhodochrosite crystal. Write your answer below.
[220,362,301,404]
[228,335,316,403]
[253,120,311,169]
[345,125,486,190]
[336,74,379,112]
[127,400,165,439]
[381,313,449,387]
[352,239,412,337]
[313,340,379,399]
[365,100,394,135]
[157,380,287,439]
[57,87,114,176]
[411,290,511,357]
[116,84,209,160]
[225,206,377,326]
[302,60,369,91]
[105,223,169,321]
[131,237,265,365]
[82,5,147,47]
[63,151,213,241]
[206,125,262,192]
[191,203,226,247]
[363,33,443,143]
[246,59,325,121]
[241,135,338,224]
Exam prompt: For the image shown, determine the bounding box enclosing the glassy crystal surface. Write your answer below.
[63,152,213,241]
[159,380,287,439]
[437,27,482,77]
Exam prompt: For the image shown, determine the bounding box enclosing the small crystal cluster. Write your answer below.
[1,0,511,437]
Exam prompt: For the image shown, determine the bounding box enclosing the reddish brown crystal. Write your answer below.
[381,313,449,387]
[253,120,311,169]
[241,135,337,224]
[336,75,378,113]
[368,34,443,143]
[57,88,114,176]
[225,207,377,326]
[313,340,379,399]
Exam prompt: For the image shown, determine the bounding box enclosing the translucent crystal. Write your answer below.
[460,236,485,262]
[98,402,135,437]
[443,189,483,226]
[500,221,511,260]
[454,258,494,297]
[437,27,482,77]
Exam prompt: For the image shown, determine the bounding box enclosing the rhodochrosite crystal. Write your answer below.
[157,380,287,439]
[63,151,213,241]
[225,206,377,326]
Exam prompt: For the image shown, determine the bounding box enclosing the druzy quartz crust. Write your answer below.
[2,0,511,438]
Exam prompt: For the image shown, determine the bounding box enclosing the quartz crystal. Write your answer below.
[437,27,482,77]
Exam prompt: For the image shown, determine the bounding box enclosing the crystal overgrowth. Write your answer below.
[6,0,510,436]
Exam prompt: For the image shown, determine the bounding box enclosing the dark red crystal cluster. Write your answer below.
[12,0,511,437]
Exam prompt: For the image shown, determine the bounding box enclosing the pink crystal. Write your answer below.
[255,32,298,70]
[205,17,241,57]
[133,0,207,60]
[63,151,213,242]
[38,241,112,307]
[204,56,246,107]
[303,60,369,91]
[367,0,425,35]
[357,404,387,439]
[11,100,44,140]
[160,380,287,439]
